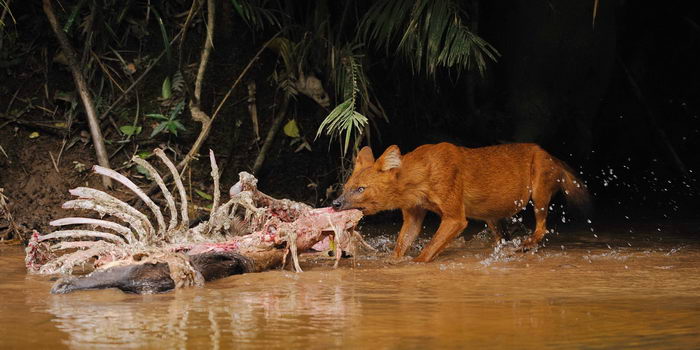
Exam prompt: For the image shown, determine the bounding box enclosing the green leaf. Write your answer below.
[230,0,246,22]
[316,98,368,156]
[167,122,179,136]
[146,113,168,120]
[150,122,168,138]
[173,120,187,131]
[161,76,172,100]
[229,0,281,31]
[135,165,152,179]
[195,189,212,200]
[283,119,300,138]
[53,90,74,103]
[169,101,185,120]
[359,0,499,77]
[137,151,152,159]
[119,125,142,136]
[150,5,172,66]
[63,0,87,33]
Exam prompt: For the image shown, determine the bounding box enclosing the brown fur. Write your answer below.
[333,142,590,262]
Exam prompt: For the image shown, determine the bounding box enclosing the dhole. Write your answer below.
[332,143,590,262]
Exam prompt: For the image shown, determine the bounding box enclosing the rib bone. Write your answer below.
[93,165,166,237]
[132,156,179,233]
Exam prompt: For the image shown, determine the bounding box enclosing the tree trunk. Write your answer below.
[42,0,112,188]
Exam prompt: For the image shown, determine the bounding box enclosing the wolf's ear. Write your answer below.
[354,146,375,170]
[377,145,401,171]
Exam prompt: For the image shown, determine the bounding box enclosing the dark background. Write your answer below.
[0,0,698,239]
[380,1,700,221]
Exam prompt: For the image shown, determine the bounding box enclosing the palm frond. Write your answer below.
[267,35,320,98]
[230,0,282,31]
[316,56,369,155]
[360,0,499,76]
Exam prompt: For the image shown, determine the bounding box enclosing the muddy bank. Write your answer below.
[0,131,102,238]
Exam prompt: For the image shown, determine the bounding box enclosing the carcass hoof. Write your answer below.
[327,250,352,258]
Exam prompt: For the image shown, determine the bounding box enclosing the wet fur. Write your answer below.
[334,142,590,262]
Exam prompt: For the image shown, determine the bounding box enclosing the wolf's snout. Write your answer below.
[332,198,343,210]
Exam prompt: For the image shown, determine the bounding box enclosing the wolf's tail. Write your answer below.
[555,158,592,215]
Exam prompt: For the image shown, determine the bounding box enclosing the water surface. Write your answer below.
[1,224,699,349]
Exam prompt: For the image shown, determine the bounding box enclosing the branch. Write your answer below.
[137,32,281,202]
[252,95,290,175]
[209,149,220,213]
[175,0,216,180]
[98,31,183,122]
[42,0,112,188]
[176,0,203,100]
[247,81,260,140]
[178,32,282,173]
[193,0,215,105]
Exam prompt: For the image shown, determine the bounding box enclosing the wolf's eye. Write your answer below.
[357,186,365,193]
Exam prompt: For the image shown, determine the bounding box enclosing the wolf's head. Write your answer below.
[332,145,402,215]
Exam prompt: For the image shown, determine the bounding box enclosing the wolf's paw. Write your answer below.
[519,237,541,252]
[386,255,411,265]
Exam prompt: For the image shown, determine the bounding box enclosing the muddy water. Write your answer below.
[1,225,700,349]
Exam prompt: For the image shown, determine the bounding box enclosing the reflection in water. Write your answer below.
[43,269,360,349]
[2,227,700,349]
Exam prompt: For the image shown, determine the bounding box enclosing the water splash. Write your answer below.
[479,238,523,267]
